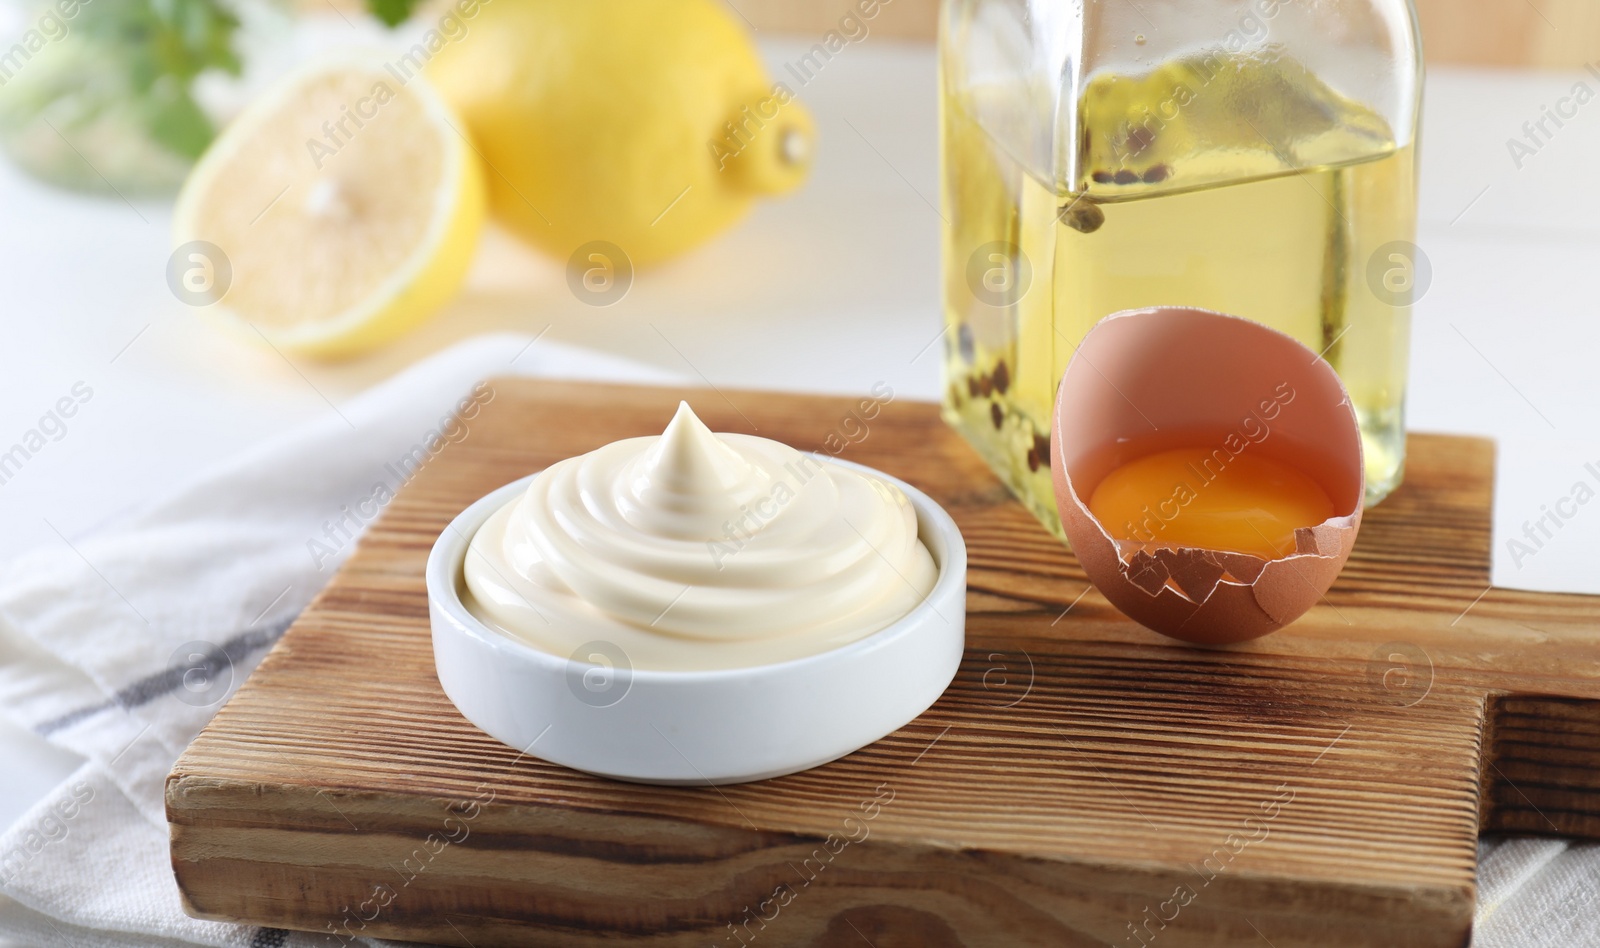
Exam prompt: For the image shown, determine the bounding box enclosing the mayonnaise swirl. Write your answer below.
[463,403,937,671]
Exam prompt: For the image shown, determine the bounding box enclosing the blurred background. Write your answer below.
[737,0,1600,67]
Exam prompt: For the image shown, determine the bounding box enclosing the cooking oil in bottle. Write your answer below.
[940,51,1418,537]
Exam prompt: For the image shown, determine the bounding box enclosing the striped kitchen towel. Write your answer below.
[0,333,680,948]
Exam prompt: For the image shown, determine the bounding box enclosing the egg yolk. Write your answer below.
[1087,448,1335,560]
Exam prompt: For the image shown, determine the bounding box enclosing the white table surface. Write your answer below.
[1,17,1598,928]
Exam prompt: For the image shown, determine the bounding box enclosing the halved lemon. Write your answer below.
[173,58,485,358]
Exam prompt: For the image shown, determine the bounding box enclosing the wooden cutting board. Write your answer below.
[167,380,1600,948]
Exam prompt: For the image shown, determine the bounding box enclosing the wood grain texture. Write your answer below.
[167,381,1600,948]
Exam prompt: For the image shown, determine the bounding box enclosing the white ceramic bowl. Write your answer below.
[427,458,966,785]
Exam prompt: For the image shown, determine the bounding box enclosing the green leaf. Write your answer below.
[76,0,243,156]
[144,82,216,159]
[367,0,423,28]
[5,0,252,165]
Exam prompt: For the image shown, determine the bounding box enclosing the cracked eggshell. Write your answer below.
[1051,307,1364,645]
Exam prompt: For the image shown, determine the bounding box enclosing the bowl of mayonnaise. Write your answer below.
[427,402,966,785]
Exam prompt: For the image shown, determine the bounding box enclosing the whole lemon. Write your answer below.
[428,0,814,267]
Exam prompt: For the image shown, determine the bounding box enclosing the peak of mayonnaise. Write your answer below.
[622,402,766,540]
[462,403,937,671]
[641,401,752,493]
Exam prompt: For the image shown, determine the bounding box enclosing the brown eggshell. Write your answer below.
[1051,307,1364,645]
